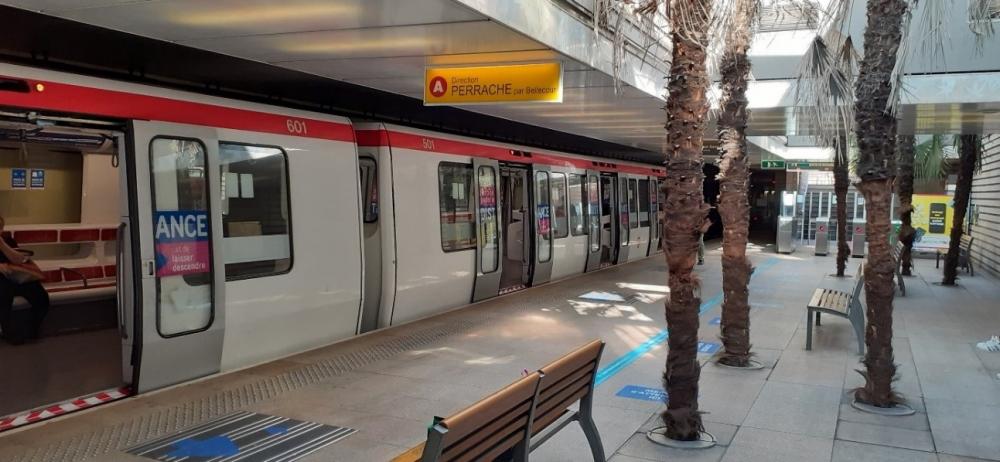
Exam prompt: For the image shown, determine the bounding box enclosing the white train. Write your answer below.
[0,63,664,429]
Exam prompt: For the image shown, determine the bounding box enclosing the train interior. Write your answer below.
[0,119,126,418]
[499,164,529,293]
[600,174,618,266]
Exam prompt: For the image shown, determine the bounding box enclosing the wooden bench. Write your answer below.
[806,263,865,355]
[393,340,606,462]
[889,241,906,296]
[935,235,974,277]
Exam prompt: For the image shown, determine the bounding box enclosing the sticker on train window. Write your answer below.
[154,210,211,278]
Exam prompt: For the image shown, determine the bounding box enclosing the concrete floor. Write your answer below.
[1,242,998,462]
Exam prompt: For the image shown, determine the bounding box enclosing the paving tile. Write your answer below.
[609,455,660,462]
[531,405,653,462]
[830,440,936,462]
[743,381,841,438]
[770,348,848,388]
[835,420,935,452]
[721,427,833,462]
[615,421,738,462]
[698,372,765,426]
[926,399,1000,460]
[937,454,999,462]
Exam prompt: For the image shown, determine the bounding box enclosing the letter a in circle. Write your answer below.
[429,76,447,98]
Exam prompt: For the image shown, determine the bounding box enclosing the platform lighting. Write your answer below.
[173,4,359,26]
[284,37,434,54]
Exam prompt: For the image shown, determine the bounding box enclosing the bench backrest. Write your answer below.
[532,339,604,434]
[849,262,865,316]
[961,235,974,252]
[422,371,541,462]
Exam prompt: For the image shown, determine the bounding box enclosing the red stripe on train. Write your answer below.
[357,129,666,177]
[0,76,355,143]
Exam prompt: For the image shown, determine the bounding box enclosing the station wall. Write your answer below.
[970,135,1000,278]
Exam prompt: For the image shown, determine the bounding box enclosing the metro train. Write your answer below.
[0,62,664,428]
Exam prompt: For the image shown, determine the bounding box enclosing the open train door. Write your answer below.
[471,158,502,302]
[584,170,602,272]
[530,165,553,286]
[616,175,631,263]
[129,121,226,392]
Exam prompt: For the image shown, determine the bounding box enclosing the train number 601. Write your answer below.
[286,119,308,135]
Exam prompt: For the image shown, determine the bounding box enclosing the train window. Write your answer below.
[551,172,569,239]
[569,174,585,236]
[438,162,476,252]
[150,137,214,337]
[628,179,639,229]
[219,143,292,280]
[534,171,552,262]
[359,157,378,223]
[639,179,651,227]
[477,166,499,273]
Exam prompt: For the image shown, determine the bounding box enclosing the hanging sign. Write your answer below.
[911,194,954,250]
[29,169,45,190]
[424,63,563,105]
[154,211,211,277]
[11,168,26,189]
[761,159,785,169]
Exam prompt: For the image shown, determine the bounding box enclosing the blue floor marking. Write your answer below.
[594,256,779,386]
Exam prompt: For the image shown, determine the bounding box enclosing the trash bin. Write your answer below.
[777,216,796,254]
[851,219,866,258]
[815,216,830,256]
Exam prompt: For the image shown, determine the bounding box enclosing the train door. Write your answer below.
[129,121,225,392]
[530,166,553,286]
[616,176,631,263]
[471,159,501,302]
[599,174,617,266]
[499,165,529,293]
[358,156,380,333]
[646,175,659,256]
[0,117,130,422]
[584,170,602,272]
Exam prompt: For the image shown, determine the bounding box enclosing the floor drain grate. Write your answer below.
[125,411,355,462]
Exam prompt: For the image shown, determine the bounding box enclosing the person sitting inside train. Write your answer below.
[0,215,49,345]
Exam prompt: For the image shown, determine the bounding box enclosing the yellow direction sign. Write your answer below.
[424,63,563,105]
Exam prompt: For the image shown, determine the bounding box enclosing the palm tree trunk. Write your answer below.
[853,0,907,408]
[661,0,712,440]
[716,0,757,368]
[834,141,850,277]
[942,135,978,285]
[896,135,916,276]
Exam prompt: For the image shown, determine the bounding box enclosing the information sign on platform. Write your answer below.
[11,168,26,189]
[29,169,45,189]
[424,63,563,105]
[761,159,785,169]
[616,385,668,402]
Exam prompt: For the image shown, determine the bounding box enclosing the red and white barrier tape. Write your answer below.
[0,386,130,432]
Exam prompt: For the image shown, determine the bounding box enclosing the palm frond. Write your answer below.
[914,135,947,181]
[968,0,997,52]
[885,1,915,116]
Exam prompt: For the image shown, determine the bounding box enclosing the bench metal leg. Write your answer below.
[579,395,606,462]
[815,311,821,326]
[806,309,814,351]
[851,315,865,356]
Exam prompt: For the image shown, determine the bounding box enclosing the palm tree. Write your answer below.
[851,0,909,409]
[633,0,713,441]
[896,135,916,275]
[834,138,851,276]
[942,135,981,285]
[716,0,759,368]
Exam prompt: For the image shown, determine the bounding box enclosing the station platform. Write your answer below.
[1,244,998,462]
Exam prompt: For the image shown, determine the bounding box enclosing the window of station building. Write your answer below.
[628,179,639,229]
[359,157,378,223]
[438,162,476,252]
[551,172,569,239]
[639,179,651,227]
[219,143,292,280]
[569,174,585,236]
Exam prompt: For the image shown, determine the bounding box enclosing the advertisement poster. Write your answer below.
[537,204,551,235]
[153,210,211,277]
[910,194,954,250]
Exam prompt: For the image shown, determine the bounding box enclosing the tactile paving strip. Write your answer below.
[125,411,355,462]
